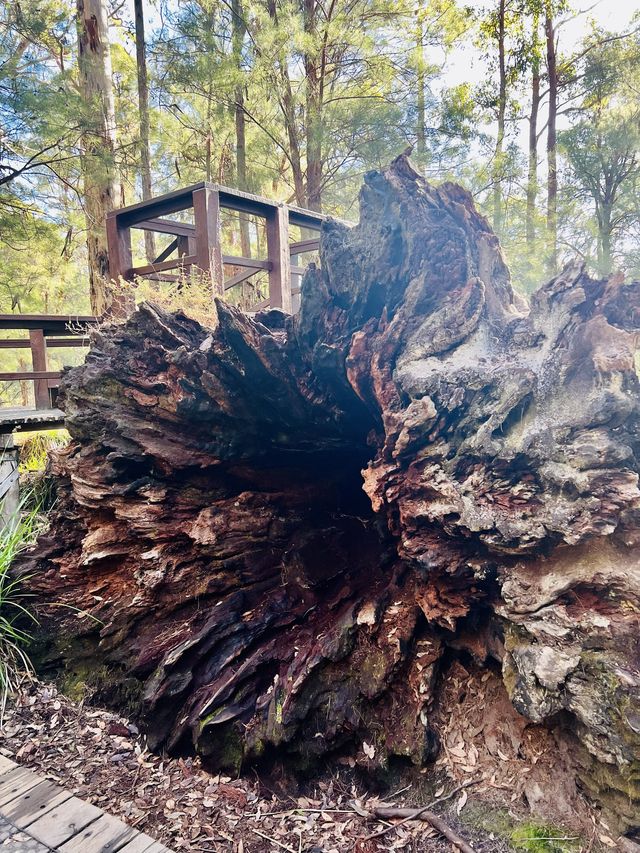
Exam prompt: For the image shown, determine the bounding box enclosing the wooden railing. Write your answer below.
[107,182,325,314]
[0,315,97,411]
[0,187,326,435]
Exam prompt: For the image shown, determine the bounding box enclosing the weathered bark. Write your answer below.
[28,156,640,830]
[76,0,121,316]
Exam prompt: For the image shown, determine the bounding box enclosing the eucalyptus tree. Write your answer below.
[476,0,538,237]
[134,0,155,261]
[76,0,122,314]
[560,31,640,276]
[0,2,80,215]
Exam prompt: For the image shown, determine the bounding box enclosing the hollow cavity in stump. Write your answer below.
[28,155,640,832]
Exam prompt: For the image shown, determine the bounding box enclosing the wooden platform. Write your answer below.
[0,755,173,852]
[0,407,65,432]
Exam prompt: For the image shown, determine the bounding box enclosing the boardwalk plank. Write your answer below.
[117,834,160,853]
[0,828,50,852]
[0,755,17,776]
[0,761,176,853]
[3,778,73,828]
[0,767,43,807]
[59,813,137,853]
[27,795,102,847]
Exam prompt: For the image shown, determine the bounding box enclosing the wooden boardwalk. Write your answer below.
[0,755,172,852]
[0,408,65,431]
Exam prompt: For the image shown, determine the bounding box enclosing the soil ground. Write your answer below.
[0,663,620,853]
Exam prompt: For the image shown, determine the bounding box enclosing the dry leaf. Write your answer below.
[456,789,468,814]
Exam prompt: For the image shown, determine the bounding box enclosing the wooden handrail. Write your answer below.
[0,338,90,349]
[108,183,325,312]
[0,314,96,412]
[0,371,61,381]
[0,315,97,333]
[289,239,320,254]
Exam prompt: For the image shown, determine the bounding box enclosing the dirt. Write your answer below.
[0,665,621,852]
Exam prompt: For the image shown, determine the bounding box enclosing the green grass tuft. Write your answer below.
[17,429,69,475]
[511,823,581,852]
[0,491,48,720]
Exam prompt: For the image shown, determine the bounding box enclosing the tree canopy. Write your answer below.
[1,0,639,315]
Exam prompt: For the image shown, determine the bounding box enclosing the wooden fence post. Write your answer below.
[193,187,224,297]
[266,205,292,312]
[29,329,50,410]
[0,433,19,528]
[106,214,134,319]
[106,213,133,283]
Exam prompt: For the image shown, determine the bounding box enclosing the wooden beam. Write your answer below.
[153,237,180,264]
[287,207,326,230]
[0,338,89,349]
[0,315,97,333]
[222,255,271,270]
[193,187,223,296]
[134,218,195,238]
[224,267,267,291]
[0,433,19,527]
[131,255,197,277]
[289,239,320,254]
[265,205,292,312]
[177,235,195,258]
[29,329,50,410]
[113,183,205,226]
[143,273,181,282]
[106,213,133,282]
[0,371,61,381]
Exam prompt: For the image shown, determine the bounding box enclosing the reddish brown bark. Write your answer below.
[28,156,640,831]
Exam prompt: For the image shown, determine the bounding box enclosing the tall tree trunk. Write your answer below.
[415,12,426,163]
[545,7,558,273]
[279,66,305,206]
[232,0,251,257]
[599,204,613,275]
[266,0,305,208]
[492,0,506,235]
[526,13,540,248]
[134,0,155,264]
[76,0,121,316]
[304,0,322,212]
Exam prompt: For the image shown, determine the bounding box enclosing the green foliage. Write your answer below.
[559,29,640,276]
[0,0,640,318]
[0,492,46,719]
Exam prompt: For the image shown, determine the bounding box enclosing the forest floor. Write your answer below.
[0,662,617,853]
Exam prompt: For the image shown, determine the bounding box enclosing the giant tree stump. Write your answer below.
[29,156,640,829]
